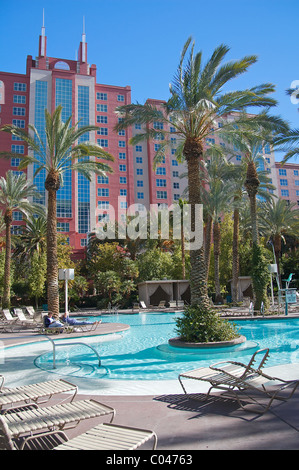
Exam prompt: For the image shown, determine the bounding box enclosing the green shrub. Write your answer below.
[175,305,239,343]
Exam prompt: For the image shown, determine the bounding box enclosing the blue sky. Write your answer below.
[1,0,298,162]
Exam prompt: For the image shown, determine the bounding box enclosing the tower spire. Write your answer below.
[78,15,87,64]
[39,8,47,57]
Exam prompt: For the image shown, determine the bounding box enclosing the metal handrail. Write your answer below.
[45,335,102,369]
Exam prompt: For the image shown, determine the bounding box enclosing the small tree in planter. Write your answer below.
[175,306,239,343]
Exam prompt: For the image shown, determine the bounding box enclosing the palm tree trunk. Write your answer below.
[46,187,59,316]
[245,161,260,244]
[3,211,12,308]
[184,138,209,310]
[204,214,212,280]
[232,207,240,303]
[181,215,186,280]
[213,220,223,304]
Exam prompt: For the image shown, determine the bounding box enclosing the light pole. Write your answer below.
[58,268,75,315]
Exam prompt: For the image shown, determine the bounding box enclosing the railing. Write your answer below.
[45,335,102,369]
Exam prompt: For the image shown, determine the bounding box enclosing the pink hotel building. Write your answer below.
[0,25,289,258]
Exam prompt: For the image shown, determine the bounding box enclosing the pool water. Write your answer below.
[34,312,299,381]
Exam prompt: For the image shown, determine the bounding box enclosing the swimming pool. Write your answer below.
[32,312,299,381]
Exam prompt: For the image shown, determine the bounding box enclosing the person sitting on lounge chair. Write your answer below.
[44,312,64,328]
[60,313,97,326]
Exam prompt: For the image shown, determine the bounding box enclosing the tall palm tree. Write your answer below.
[228,160,276,303]
[115,37,278,311]
[201,157,233,303]
[1,106,114,315]
[260,198,299,278]
[0,171,44,308]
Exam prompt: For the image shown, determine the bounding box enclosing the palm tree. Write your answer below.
[0,171,44,308]
[115,37,278,311]
[201,156,233,303]
[228,160,276,303]
[13,213,47,264]
[260,198,299,278]
[1,105,114,315]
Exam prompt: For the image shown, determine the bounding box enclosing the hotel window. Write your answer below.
[118,130,125,136]
[11,145,24,154]
[294,170,299,176]
[14,83,26,91]
[173,182,179,189]
[12,119,25,128]
[171,149,176,155]
[11,158,21,167]
[236,155,241,161]
[281,189,289,196]
[135,124,141,129]
[120,201,127,209]
[206,138,215,145]
[171,137,177,145]
[280,179,288,186]
[264,143,271,154]
[12,135,23,141]
[173,171,179,177]
[136,157,143,164]
[174,194,180,201]
[279,169,287,176]
[13,211,22,221]
[98,201,110,209]
[119,164,127,172]
[170,126,175,133]
[117,94,124,102]
[97,104,107,112]
[96,93,107,100]
[172,160,178,166]
[136,168,143,175]
[119,152,126,160]
[157,191,167,199]
[153,121,163,130]
[98,176,109,184]
[295,180,299,186]
[57,222,70,232]
[120,189,127,196]
[135,145,142,152]
[156,179,166,187]
[137,180,143,187]
[154,144,161,152]
[119,141,126,147]
[13,95,26,104]
[99,128,108,135]
[137,192,144,199]
[97,116,108,123]
[156,167,166,175]
[13,107,25,116]
[98,139,108,147]
[120,177,127,184]
[98,188,109,197]
[80,238,87,247]
[296,190,299,196]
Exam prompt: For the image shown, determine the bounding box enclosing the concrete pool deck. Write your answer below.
[1,312,299,450]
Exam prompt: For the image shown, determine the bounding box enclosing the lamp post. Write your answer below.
[58,268,75,314]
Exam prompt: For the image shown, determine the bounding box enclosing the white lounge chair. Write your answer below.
[0,418,157,450]
[1,398,115,439]
[140,301,147,309]
[179,348,299,413]
[168,301,177,308]
[0,377,78,411]
[0,309,26,332]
